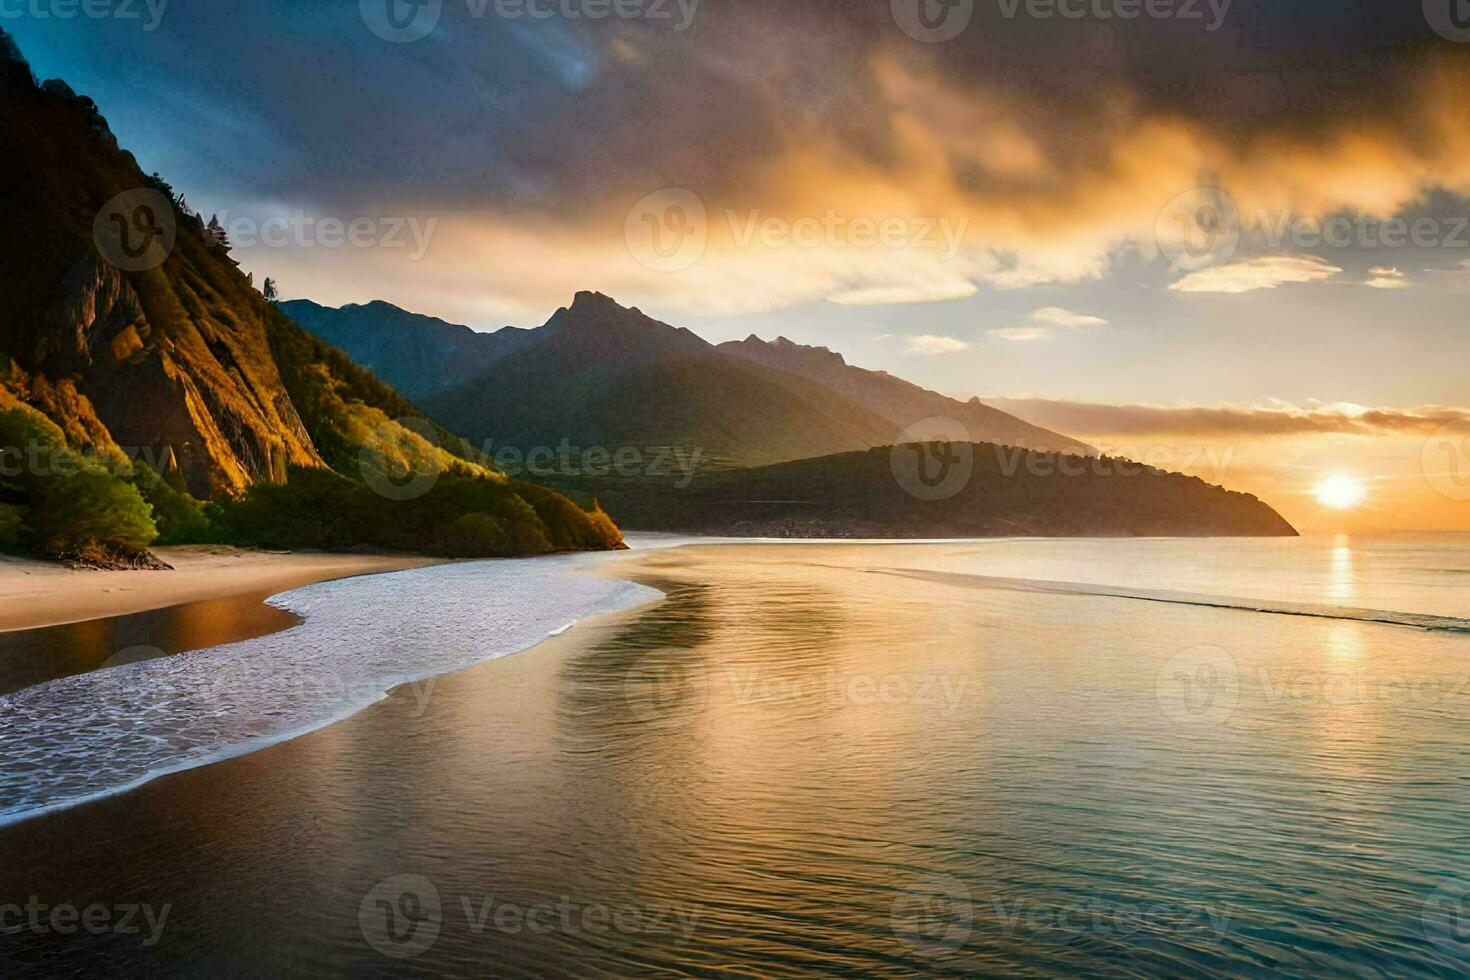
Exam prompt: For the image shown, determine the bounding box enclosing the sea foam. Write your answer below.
[0,554,663,826]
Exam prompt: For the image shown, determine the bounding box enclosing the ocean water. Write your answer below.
[1,534,1468,977]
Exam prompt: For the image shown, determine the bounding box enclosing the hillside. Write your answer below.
[278,299,536,401]
[720,335,1094,455]
[0,29,622,563]
[547,442,1299,539]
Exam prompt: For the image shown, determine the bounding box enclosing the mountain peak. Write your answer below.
[568,290,625,314]
[541,291,711,361]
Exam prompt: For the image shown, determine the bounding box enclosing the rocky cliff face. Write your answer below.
[0,29,320,497]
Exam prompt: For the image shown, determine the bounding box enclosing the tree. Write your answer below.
[263,277,278,303]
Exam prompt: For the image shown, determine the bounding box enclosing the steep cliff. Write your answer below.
[0,32,318,498]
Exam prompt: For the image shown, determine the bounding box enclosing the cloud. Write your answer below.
[990,306,1107,340]
[1169,255,1342,294]
[827,282,978,306]
[1364,266,1410,289]
[984,397,1470,439]
[1031,307,1108,329]
[52,3,1470,320]
[221,44,1470,318]
[906,335,971,355]
[988,327,1048,341]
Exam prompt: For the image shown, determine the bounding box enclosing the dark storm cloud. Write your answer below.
[11,0,1470,322]
[11,0,1463,214]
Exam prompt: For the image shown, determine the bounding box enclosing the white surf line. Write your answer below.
[869,567,1470,634]
[0,553,665,828]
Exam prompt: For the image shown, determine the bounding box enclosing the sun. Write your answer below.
[1313,474,1366,510]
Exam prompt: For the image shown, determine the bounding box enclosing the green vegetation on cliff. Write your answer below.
[0,28,623,565]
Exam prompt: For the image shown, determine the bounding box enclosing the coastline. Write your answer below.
[0,549,667,826]
[0,546,448,633]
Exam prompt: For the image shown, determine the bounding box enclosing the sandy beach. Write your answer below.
[0,547,445,633]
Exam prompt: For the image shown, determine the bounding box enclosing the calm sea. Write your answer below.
[1,534,1468,977]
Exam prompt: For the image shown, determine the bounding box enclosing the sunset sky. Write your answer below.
[10,0,1470,531]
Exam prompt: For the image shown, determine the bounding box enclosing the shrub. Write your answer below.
[28,466,157,556]
[134,466,221,544]
[0,404,158,559]
[0,502,22,549]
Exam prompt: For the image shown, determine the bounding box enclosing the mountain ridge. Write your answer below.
[286,290,1089,467]
[718,334,1095,456]
[278,298,536,401]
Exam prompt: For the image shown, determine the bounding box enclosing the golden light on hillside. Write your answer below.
[1313,475,1367,510]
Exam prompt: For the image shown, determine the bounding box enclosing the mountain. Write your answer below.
[278,299,536,401]
[720,335,1094,455]
[420,291,911,467]
[0,29,621,563]
[287,294,1087,465]
[332,290,1081,468]
[551,442,1298,539]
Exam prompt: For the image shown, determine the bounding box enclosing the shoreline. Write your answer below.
[0,546,448,633]
[0,549,667,827]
